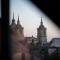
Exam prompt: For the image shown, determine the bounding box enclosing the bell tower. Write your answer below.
[37,17,47,46]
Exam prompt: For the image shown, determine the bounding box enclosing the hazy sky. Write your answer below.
[10,0,60,42]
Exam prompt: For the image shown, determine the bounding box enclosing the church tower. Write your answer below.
[37,17,47,46]
[16,16,24,41]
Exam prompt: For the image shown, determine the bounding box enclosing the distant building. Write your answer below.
[37,17,47,46]
[10,14,48,60]
[25,35,37,44]
[48,38,60,55]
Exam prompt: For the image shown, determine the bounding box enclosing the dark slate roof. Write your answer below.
[49,38,60,48]
[42,38,60,48]
[47,38,60,48]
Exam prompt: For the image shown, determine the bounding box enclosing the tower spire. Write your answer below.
[13,12,14,19]
[41,16,43,25]
[12,12,15,25]
[17,15,20,25]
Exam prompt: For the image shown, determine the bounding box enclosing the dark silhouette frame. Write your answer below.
[1,0,60,60]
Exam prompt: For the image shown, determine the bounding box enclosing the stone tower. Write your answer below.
[16,16,24,41]
[11,13,24,42]
[37,17,47,46]
[11,14,32,60]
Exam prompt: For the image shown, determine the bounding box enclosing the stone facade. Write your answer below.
[10,14,32,60]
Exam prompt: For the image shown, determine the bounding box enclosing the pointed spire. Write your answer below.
[13,12,14,19]
[12,12,15,25]
[18,15,19,21]
[17,15,20,25]
[41,16,43,25]
[32,35,34,44]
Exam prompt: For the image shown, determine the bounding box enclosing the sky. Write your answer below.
[10,0,60,42]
